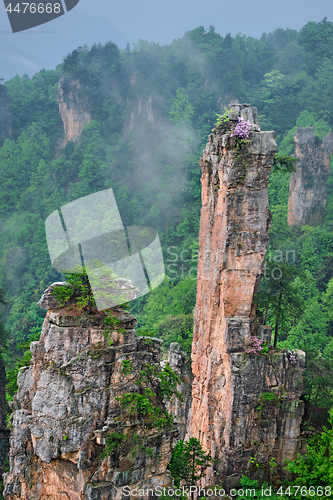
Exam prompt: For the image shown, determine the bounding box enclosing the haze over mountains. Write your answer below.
[0,0,332,82]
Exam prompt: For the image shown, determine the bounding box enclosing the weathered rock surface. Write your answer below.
[187,103,305,485]
[129,96,155,131]
[0,354,10,478]
[288,127,333,226]
[37,281,67,310]
[164,343,192,440]
[3,286,179,499]
[57,79,91,147]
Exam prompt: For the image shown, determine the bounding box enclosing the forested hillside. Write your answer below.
[1,17,333,451]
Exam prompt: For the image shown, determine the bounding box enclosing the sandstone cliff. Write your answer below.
[165,343,192,441]
[288,127,333,226]
[57,79,91,148]
[3,286,189,499]
[187,104,305,486]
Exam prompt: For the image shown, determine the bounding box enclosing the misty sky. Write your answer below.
[0,0,333,81]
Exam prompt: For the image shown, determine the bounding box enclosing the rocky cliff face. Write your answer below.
[0,355,9,479]
[3,287,186,499]
[57,79,91,147]
[165,343,192,441]
[187,103,305,485]
[288,127,333,226]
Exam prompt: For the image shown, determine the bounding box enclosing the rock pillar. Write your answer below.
[188,104,305,485]
[57,79,91,148]
[288,127,333,226]
[3,287,178,500]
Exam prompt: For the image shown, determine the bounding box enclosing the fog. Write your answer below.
[1,0,332,81]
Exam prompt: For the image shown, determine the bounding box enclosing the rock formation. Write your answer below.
[129,96,155,131]
[3,286,187,499]
[288,127,333,226]
[0,355,9,479]
[57,79,91,148]
[187,103,305,485]
[165,343,192,441]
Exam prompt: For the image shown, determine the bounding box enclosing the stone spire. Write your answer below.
[288,127,333,226]
[187,104,305,485]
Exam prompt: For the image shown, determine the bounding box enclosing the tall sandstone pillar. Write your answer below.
[288,127,333,227]
[188,104,305,485]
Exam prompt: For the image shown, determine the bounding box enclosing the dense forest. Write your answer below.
[1,17,333,490]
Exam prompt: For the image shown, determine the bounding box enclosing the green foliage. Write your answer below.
[286,408,333,485]
[3,18,333,468]
[168,440,185,487]
[214,109,232,127]
[100,362,183,463]
[258,392,280,404]
[5,328,40,401]
[169,88,194,127]
[261,341,269,355]
[272,153,298,174]
[131,277,196,356]
[52,266,96,312]
[53,262,127,313]
[121,360,133,376]
[116,362,182,429]
[168,438,214,494]
[103,312,126,345]
[257,261,304,347]
[100,431,125,460]
[154,314,193,358]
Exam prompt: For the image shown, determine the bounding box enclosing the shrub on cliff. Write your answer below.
[52,262,128,313]
[168,438,214,491]
[101,361,183,464]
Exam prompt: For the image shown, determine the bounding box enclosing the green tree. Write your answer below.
[258,262,304,347]
[271,153,298,174]
[169,88,194,127]
[169,438,214,497]
[286,408,333,485]
[53,262,128,313]
[299,18,333,74]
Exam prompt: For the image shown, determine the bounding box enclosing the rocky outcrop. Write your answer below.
[288,127,333,226]
[187,103,305,485]
[165,343,192,440]
[57,79,91,147]
[129,96,154,131]
[3,287,180,499]
[0,354,10,478]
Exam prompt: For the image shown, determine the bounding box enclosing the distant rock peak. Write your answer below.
[56,79,91,148]
[288,127,333,227]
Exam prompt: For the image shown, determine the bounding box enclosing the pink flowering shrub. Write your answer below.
[230,117,252,147]
[246,336,268,355]
[288,349,297,366]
